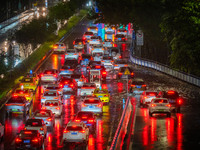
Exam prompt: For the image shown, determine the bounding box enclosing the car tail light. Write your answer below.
[79,130,85,133]
[70,84,74,87]
[75,119,81,122]
[177,98,183,105]
[82,103,86,107]
[131,85,136,87]
[119,55,122,59]
[53,74,57,77]
[47,118,52,121]
[54,97,58,99]
[79,79,83,82]
[88,119,94,123]
[151,104,156,107]
[166,104,171,107]
[124,64,128,67]
[125,31,127,32]
[114,64,118,67]
[25,94,30,97]
[167,91,175,94]
[96,29,98,31]
[103,42,105,44]
[118,72,123,75]
[131,72,134,76]
[104,94,109,97]
[97,103,102,107]
[42,107,46,109]
[70,95,74,99]
[102,71,107,75]
[63,130,69,133]
[142,85,146,87]
[144,96,147,99]
[24,131,32,134]
[53,45,58,49]
[65,53,68,55]
[59,84,63,88]
[73,41,75,45]
[55,107,60,110]
[32,138,39,143]
[40,74,44,77]
[15,138,22,143]
[13,94,18,97]
[40,128,44,131]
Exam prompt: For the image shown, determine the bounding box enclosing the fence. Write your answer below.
[130,55,200,87]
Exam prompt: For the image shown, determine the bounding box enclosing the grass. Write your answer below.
[0,9,88,100]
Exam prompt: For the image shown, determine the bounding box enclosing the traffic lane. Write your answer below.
[130,65,200,149]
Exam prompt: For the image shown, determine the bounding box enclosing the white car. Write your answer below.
[42,100,62,117]
[40,69,59,83]
[65,49,79,60]
[45,84,63,96]
[89,36,101,45]
[63,121,89,143]
[41,90,61,104]
[149,98,171,117]
[24,119,47,138]
[88,26,98,35]
[116,28,127,37]
[140,91,158,107]
[80,83,96,96]
[53,43,66,53]
[0,123,4,142]
[103,39,113,48]
[81,98,103,115]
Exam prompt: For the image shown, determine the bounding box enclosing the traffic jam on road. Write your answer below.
[0,19,198,150]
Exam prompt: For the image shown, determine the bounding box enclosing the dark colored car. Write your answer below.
[114,34,126,42]
[59,77,78,92]
[15,130,44,150]
[117,67,134,79]
[157,90,183,113]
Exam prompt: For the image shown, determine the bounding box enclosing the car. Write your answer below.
[101,56,114,66]
[81,98,103,115]
[157,90,183,113]
[80,95,100,101]
[12,88,33,103]
[24,119,47,138]
[42,100,63,117]
[105,32,115,41]
[80,54,93,66]
[140,91,158,107]
[109,47,121,60]
[25,72,39,85]
[83,31,94,42]
[40,69,59,83]
[89,36,101,45]
[63,90,76,100]
[5,96,30,116]
[74,111,96,132]
[89,65,107,81]
[88,61,101,69]
[65,49,79,60]
[149,98,171,117]
[117,67,134,79]
[103,39,113,48]
[71,74,86,88]
[64,59,79,68]
[113,59,129,70]
[53,43,66,53]
[105,25,115,33]
[15,130,44,150]
[91,45,104,61]
[116,28,127,37]
[59,77,78,92]
[93,88,110,103]
[114,34,127,42]
[19,77,37,92]
[59,67,74,77]
[73,38,85,50]
[63,121,89,144]
[41,90,61,104]
[45,84,63,96]
[88,26,98,34]
[80,83,96,96]
[129,78,147,94]
[0,123,4,142]
[33,110,55,129]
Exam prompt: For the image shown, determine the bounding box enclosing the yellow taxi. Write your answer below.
[19,77,37,92]
[12,88,33,102]
[25,72,39,85]
[93,88,110,103]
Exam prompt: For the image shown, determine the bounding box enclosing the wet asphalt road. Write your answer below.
[0,17,199,150]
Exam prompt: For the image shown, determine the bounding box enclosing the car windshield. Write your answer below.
[67,126,83,131]
[21,78,33,83]
[35,111,51,117]
[82,54,91,59]
[45,101,59,106]
[105,39,112,42]
[116,34,125,38]
[77,112,93,119]
[19,130,37,138]
[154,99,168,103]
[91,36,98,39]
[44,92,57,96]
[64,60,78,65]
[25,120,42,126]
[7,98,25,104]
[66,50,76,53]
[15,89,29,94]
[95,89,107,94]
[75,39,82,43]
[103,56,113,60]
[146,92,157,96]
[84,100,100,104]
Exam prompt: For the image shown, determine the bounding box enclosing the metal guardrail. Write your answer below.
[130,55,200,87]
[110,97,132,150]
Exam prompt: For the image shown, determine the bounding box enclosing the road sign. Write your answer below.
[124,68,130,75]
[136,30,144,46]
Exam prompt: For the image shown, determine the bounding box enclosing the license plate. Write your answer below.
[89,106,94,108]
[98,96,103,98]
[12,109,18,111]
[118,38,121,40]
[71,132,77,135]
[64,85,69,88]
[24,140,30,143]
[136,86,141,88]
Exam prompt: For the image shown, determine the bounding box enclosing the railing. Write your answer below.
[110,97,132,150]
[130,55,200,87]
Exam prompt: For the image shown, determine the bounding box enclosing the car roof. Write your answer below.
[67,121,83,126]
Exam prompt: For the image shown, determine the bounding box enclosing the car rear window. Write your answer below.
[45,101,59,106]
[146,92,157,96]
[84,100,100,103]
[82,54,91,59]
[95,90,107,94]
[116,34,125,38]
[103,56,113,60]
[75,39,82,43]
[46,86,60,90]
[66,50,76,53]
[15,89,29,94]
[84,32,93,35]
[21,78,33,83]
[131,81,145,85]
[35,111,51,117]
[120,67,131,72]
[25,120,42,126]
[77,112,93,118]
[44,92,57,96]
[67,126,83,131]
[55,43,64,46]
[8,97,26,103]
[164,91,179,99]
[64,60,78,66]
[20,130,37,138]
[83,84,96,87]
[154,99,168,103]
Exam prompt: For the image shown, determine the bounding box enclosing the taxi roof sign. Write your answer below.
[124,68,130,75]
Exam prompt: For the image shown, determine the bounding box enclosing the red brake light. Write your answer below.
[88,119,94,123]
[166,104,171,107]
[97,103,102,107]
[73,41,75,45]
[53,45,58,49]
[75,119,81,122]
[151,104,156,107]
[15,138,22,143]
[118,72,123,75]
[24,131,32,134]
[59,84,63,88]
[54,74,57,77]
[40,74,44,77]
[55,107,60,110]
[40,128,44,131]
[63,130,69,133]
[47,118,52,121]
[70,84,74,87]
[32,138,38,143]
[131,72,134,75]
[102,71,107,75]
[142,85,146,87]
[177,98,183,105]
[131,85,136,87]
[79,130,85,133]
[13,94,18,97]
[167,91,175,94]
[104,94,109,97]
[82,103,86,107]
[95,66,101,69]
[119,55,122,59]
